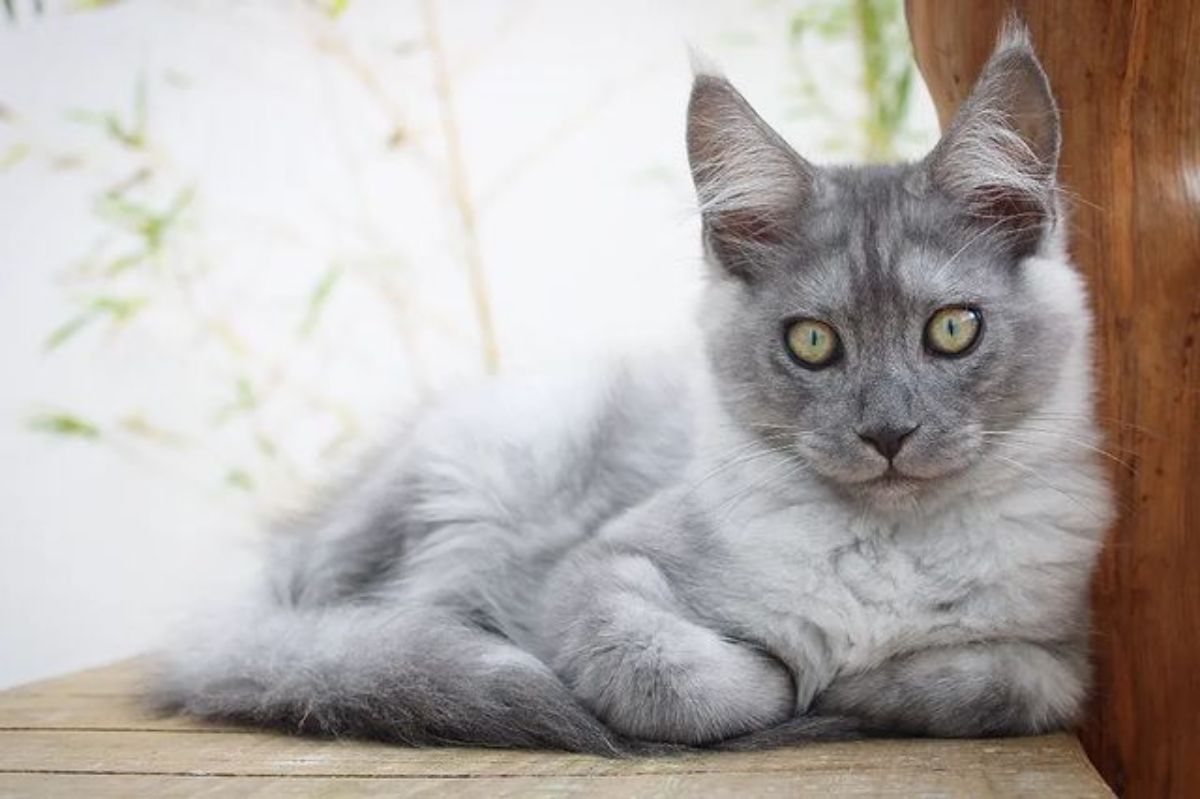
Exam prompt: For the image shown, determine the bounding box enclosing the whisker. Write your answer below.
[930,216,1015,278]
[981,430,1136,471]
[708,455,811,528]
[1001,412,1159,437]
[987,452,1114,523]
[677,438,800,510]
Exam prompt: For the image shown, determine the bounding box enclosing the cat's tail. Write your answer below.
[707,715,870,751]
[147,602,631,755]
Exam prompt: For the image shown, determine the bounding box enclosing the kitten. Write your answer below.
[153,22,1112,753]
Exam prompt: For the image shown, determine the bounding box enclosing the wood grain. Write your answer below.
[905,3,1200,797]
[0,660,1113,798]
[0,772,1113,799]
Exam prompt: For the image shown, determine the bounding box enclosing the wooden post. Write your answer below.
[905,2,1200,796]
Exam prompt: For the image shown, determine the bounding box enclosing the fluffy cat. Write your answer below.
[153,23,1112,753]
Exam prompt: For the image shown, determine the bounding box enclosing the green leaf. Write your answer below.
[44,295,146,351]
[104,251,148,276]
[44,313,95,351]
[213,376,258,425]
[255,433,278,459]
[236,376,257,409]
[0,142,30,171]
[93,184,194,262]
[139,186,194,251]
[28,412,101,439]
[120,414,186,447]
[91,295,146,322]
[299,266,343,336]
[69,74,147,149]
[225,468,255,491]
[788,16,806,43]
[72,0,123,10]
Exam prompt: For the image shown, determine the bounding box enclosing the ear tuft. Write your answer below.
[686,75,813,279]
[686,46,722,80]
[926,15,1061,252]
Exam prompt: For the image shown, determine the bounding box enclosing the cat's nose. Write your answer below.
[858,425,918,461]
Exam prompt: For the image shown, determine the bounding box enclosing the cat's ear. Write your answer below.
[687,73,814,280]
[925,20,1060,251]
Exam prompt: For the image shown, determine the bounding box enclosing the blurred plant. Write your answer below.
[44,295,146,351]
[26,3,429,503]
[2,0,42,22]
[24,0,933,506]
[3,0,126,20]
[28,70,308,499]
[852,0,915,161]
[314,0,350,19]
[421,0,499,374]
[298,266,343,338]
[786,0,923,161]
[69,75,147,150]
[28,411,100,439]
[39,78,190,350]
[71,0,122,12]
[0,141,30,170]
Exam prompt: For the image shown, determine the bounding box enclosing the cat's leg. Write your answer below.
[543,550,795,745]
[812,640,1089,736]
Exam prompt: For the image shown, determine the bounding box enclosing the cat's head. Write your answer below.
[687,24,1089,507]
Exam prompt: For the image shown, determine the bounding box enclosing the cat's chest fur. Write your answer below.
[705,483,1093,682]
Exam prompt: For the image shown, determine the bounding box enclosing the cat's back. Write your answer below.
[276,346,699,607]
[410,346,698,524]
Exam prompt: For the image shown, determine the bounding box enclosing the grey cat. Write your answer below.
[153,22,1112,753]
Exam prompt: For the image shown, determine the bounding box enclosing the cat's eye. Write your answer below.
[925,306,982,356]
[785,319,841,368]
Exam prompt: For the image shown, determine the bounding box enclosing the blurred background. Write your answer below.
[0,0,936,688]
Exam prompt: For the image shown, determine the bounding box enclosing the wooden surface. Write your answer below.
[0,660,1112,798]
[905,3,1200,797]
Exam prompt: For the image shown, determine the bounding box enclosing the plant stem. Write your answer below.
[421,0,501,374]
[853,0,889,161]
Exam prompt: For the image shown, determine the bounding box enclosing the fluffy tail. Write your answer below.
[709,715,868,750]
[149,603,631,754]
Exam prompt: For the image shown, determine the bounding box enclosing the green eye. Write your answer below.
[785,319,841,368]
[925,306,982,356]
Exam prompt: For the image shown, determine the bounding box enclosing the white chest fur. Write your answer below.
[713,474,1103,688]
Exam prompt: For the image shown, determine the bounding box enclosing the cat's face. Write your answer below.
[688,30,1074,505]
[702,168,1073,504]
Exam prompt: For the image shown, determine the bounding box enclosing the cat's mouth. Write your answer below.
[868,467,923,486]
[853,466,932,496]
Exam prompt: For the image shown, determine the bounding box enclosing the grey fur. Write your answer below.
[153,22,1111,753]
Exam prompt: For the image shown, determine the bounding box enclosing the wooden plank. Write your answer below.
[905,4,1200,796]
[0,770,1113,799]
[0,660,237,732]
[0,728,1111,782]
[0,660,1113,796]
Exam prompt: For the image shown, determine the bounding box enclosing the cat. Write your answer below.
[152,21,1112,754]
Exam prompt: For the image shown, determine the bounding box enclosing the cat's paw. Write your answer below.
[571,618,795,745]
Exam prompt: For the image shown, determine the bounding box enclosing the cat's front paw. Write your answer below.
[570,622,795,745]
